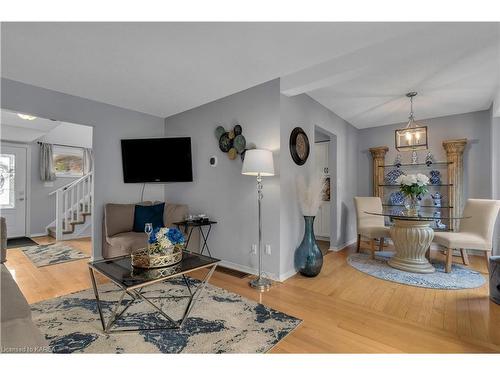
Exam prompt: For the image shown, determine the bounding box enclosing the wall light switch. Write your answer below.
[251,244,257,255]
[265,244,271,255]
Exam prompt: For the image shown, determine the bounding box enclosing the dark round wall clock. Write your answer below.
[289,127,310,165]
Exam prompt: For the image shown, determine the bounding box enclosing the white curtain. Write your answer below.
[83,148,93,174]
[39,142,56,181]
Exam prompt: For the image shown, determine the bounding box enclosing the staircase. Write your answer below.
[47,172,93,240]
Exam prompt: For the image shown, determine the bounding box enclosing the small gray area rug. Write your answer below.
[20,243,89,267]
[347,251,485,290]
[6,236,38,248]
[31,277,301,353]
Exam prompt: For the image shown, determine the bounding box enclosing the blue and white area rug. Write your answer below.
[31,278,301,353]
[347,252,485,290]
[20,243,89,267]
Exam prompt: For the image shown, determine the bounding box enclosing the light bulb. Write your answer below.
[405,132,412,141]
[17,113,37,121]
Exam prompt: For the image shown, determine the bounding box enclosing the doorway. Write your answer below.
[314,126,338,253]
[314,128,331,247]
[0,144,28,238]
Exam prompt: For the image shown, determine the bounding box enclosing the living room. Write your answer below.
[1,2,500,373]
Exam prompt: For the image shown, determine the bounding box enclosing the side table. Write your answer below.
[174,220,217,257]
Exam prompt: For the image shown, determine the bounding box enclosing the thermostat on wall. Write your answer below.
[209,156,218,167]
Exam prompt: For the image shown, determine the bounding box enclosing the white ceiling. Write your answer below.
[1,109,60,143]
[2,22,499,128]
[1,109,92,147]
[282,23,500,128]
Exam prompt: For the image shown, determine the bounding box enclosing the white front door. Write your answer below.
[0,145,27,238]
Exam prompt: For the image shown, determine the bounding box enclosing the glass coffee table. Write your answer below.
[88,250,219,333]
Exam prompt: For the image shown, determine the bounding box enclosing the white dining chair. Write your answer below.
[354,197,391,259]
[433,199,500,273]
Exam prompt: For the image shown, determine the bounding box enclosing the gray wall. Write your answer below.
[491,109,500,254]
[1,78,166,259]
[357,110,493,202]
[280,93,359,278]
[164,80,282,279]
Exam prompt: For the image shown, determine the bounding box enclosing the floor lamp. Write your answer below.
[242,149,275,291]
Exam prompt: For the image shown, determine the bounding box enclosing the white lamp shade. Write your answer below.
[241,149,275,176]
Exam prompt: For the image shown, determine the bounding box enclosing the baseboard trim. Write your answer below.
[217,260,280,282]
[30,233,48,238]
[329,238,357,252]
[279,268,297,282]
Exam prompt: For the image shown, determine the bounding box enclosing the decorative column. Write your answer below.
[369,146,389,199]
[443,139,467,231]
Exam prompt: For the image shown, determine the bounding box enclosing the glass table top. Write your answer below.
[89,251,219,289]
[365,210,471,221]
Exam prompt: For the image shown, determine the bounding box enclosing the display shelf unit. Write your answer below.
[369,139,467,231]
[378,161,452,168]
[383,204,454,208]
[378,184,454,187]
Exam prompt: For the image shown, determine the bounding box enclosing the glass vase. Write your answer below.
[404,195,419,216]
[294,216,323,277]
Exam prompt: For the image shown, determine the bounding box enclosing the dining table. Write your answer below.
[365,210,470,274]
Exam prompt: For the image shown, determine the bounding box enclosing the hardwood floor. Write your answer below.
[4,237,500,353]
[4,236,107,303]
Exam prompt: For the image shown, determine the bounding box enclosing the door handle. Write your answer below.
[19,198,25,201]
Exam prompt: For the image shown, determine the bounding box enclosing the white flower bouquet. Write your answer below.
[395,173,430,199]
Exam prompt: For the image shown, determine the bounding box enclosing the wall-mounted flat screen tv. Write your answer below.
[121,137,193,183]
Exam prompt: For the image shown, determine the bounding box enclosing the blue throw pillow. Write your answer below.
[133,203,165,232]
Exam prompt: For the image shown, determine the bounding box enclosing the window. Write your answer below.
[53,146,84,178]
[0,153,15,208]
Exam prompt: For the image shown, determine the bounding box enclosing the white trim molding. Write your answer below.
[329,238,357,252]
[218,259,280,282]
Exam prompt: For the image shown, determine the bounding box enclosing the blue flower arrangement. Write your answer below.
[147,226,185,252]
[167,228,185,245]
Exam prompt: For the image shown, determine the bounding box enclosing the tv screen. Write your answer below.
[121,137,193,183]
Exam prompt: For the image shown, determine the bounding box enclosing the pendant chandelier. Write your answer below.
[395,92,428,151]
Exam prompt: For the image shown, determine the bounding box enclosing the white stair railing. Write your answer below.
[49,172,93,240]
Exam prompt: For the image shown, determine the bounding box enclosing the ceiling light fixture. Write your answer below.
[17,113,37,121]
[395,92,428,153]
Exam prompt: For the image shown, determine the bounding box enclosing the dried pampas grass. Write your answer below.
[296,174,324,216]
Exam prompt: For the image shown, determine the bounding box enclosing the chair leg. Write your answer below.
[460,248,469,265]
[485,250,491,272]
[445,247,453,273]
[356,234,361,253]
[379,237,384,252]
[370,239,376,259]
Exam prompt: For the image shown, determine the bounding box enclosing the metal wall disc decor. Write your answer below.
[289,127,310,165]
[233,134,246,153]
[228,148,237,160]
[219,133,232,152]
[214,126,226,140]
[215,124,247,160]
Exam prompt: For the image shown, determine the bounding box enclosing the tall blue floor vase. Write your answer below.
[294,216,323,277]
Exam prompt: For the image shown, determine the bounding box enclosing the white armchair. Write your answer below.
[354,197,390,259]
[433,199,500,273]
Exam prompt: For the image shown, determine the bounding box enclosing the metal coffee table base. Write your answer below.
[89,265,217,333]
